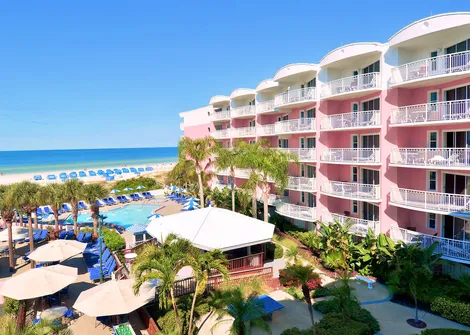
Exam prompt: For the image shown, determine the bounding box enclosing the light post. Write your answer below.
[98,214,107,284]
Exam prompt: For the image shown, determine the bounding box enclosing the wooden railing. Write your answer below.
[227,252,264,272]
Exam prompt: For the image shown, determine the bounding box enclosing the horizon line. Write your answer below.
[0,145,178,153]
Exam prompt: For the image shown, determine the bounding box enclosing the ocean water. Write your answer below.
[0,147,178,175]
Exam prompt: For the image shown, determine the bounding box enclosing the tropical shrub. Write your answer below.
[102,229,125,251]
[414,330,470,335]
[274,244,284,259]
[284,286,304,300]
[280,328,313,335]
[3,297,20,315]
[311,286,331,298]
[314,313,372,335]
[113,177,161,194]
[430,296,470,326]
[306,276,322,291]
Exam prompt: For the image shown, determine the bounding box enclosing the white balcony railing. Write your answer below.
[274,87,316,107]
[390,226,470,262]
[275,118,316,134]
[322,181,381,201]
[257,100,275,114]
[257,124,276,136]
[328,213,379,236]
[211,110,231,121]
[231,105,256,118]
[286,176,316,192]
[390,187,470,213]
[390,148,470,169]
[390,99,470,126]
[391,51,470,85]
[321,72,380,98]
[234,168,250,179]
[276,202,316,221]
[231,127,256,138]
[321,110,380,130]
[211,129,231,139]
[278,148,316,162]
[321,148,380,165]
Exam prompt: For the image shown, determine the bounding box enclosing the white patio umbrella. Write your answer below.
[28,240,87,262]
[0,265,78,300]
[110,189,120,194]
[73,279,158,317]
[0,227,31,242]
[136,185,145,190]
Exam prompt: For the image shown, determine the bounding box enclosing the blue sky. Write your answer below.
[0,1,465,150]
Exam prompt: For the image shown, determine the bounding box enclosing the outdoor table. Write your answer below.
[113,322,136,335]
[40,306,67,321]
[124,253,137,266]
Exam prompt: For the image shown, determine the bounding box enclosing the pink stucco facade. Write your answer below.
[179,13,470,264]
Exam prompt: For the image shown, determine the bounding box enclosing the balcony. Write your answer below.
[231,105,256,119]
[321,72,381,100]
[231,127,256,138]
[257,124,276,136]
[390,100,470,127]
[234,168,250,179]
[390,227,470,263]
[390,187,470,214]
[286,176,316,192]
[320,110,380,131]
[321,148,380,165]
[326,213,379,236]
[211,129,231,139]
[391,51,470,88]
[257,100,275,114]
[274,87,316,108]
[390,148,470,170]
[278,148,316,162]
[275,118,316,135]
[211,110,231,122]
[276,202,316,221]
[321,181,381,202]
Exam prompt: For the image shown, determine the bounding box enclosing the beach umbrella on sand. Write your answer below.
[109,189,120,194]
[147,213,162,220]
[123,187,133,191]
[28,240,87,263]
[73,279,158,317]
[136,185,145,190]
[0,265,77,300]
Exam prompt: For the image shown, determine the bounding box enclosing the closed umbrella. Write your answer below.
[28,240,87,263]
[123,187,133,191]
[73,279,158,317]
[0,265,78,300]
[136,185,145,190]
[110,189,120,194]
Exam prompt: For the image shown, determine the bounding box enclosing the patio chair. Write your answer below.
[83,232,92,243]
[58,231,67,240]
[65,231,75,240]
[76,232,85,242]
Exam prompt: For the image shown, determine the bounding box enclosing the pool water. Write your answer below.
[65,204,162,228]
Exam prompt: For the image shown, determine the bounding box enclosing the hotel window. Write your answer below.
[362,98,380,111]
[352,200,358,214]
[352,135,358,149]
[306,108,315,118]
[362,60,380,74]
[446,39,470,54]
[306,137,315,148]
[300,164,305,177]
[428,131,438,148]
[300,138,305,149]
[283,189,289,197]
[427,213,437,230]
[428,91,438,103]
[445,85,470,101]
[249,120,255,127]
[428,171,437,191]
[352,103,358,113]
[352,167,358,183]
[249,140,256,144]
[301,192,305,203]
[307,78,316,88]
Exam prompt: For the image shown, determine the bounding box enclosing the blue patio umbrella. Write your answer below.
[147,213,163,220]
[122,168,130,173]
[97,170,105,176]
[185,197,200,202]
[106,169,114,174]
[183,199,199,206]
[136,185,145,190]
[88,170,97,176]
[59,172,67,179]
[182,202,200,211]
[123,187,133,191]
[110,189,120,194]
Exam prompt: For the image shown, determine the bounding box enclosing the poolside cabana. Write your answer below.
[146,207,275,272]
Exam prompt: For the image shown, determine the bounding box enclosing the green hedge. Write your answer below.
[2,297,19,315]
[102,229,125,252]
[274,244,284,259]
[284,287,304,300]
[315,313,372,335]
[430,297,470,326]
[413,330,470,335]
[313,298,380,333]
[312,287,331,298]
[113,177,161,194]
[280,328,313,335]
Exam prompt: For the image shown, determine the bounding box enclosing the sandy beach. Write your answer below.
[0,162,176,185]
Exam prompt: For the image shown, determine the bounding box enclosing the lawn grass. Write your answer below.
[273,234,299,249]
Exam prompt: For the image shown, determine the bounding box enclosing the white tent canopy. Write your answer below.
[146,207,274,252]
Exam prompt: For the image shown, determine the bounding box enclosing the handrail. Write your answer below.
[275,118,316,134]
[322,181,380,201]
[286,176,316,192]
[231,105,256,118]
[278,148,316,161]
[321,148,380,164]
[276,201,316,221]
[390,148,470,168]
[321,110,380,130]
[257,100,275,114]
[328,213,379,236]
[274,87,316,107]
[321,72,380,98]
[211,110,231,120]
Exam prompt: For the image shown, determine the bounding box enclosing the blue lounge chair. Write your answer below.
[76,232,85,242]
[83,232,92,243]
[34,175,42,181]
[65,231,75,240]
[138,167,145,172]
[102,198,111,206]
[88,170,97,176]
[129,194,137,201]
[108,198,117,205]
[58,231,67,239]
[122,168,130,173]
[43,206,52,215]
[37,208,44,216]
[134,194,144,200]
[130,167,137,173]
[79,171,86,177]
[145,166,153,171]
[78,201,87,210]
[121,195,131,202]
[62,204,72,212]
[89,260,116,281]
[97,170,105,176]
[47,174,57,181]
[106,169,114,175]
[34,230,48,243]
[95,200,105,207]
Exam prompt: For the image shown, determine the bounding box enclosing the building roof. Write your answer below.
[145,207,275,252]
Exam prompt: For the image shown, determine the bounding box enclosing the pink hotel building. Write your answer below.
[179,13,470,271]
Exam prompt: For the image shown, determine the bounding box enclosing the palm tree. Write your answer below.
[9,182,40,258]
[285,246,300,265]
[235,189,252,216]
[214,143,241,211]
[209,288,271,335]
[62,179,84,234]
[0,185,16,272]
[279,264,319,329]
[187,248,229,335]
[237,141,263,218]
[387,242,441,325]
[39,184,66,232]
[81,184,108,237]
[179,136,217,208]
[133,234,193,334]
[0,314,73,335]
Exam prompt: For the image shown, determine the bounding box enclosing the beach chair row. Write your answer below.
[83,238,117,281]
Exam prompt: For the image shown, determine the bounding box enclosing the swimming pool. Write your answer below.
[64,204,162,229]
